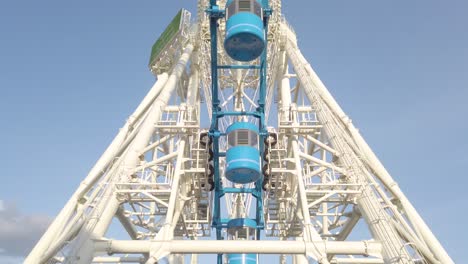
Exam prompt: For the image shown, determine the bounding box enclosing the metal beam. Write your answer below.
[94,240,382,257]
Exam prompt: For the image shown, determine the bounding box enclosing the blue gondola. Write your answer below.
[225,122,261,184]
[226,218,258,264]
[224,0,266,61]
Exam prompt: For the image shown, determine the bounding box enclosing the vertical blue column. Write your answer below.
[207,1,271,263]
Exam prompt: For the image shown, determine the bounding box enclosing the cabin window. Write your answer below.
[253,1,262,17]
[228,226,257,240]
[226,0,262,19]
[228,129,259,147]
[238,0,251,12]
[237,130,250,145]
[226,1,237,19]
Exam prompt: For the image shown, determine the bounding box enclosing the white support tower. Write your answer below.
[26,1,453,264]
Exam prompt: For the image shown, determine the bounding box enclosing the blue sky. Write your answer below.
[0,0,466,262]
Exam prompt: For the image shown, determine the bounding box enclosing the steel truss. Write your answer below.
[26,1,453,264]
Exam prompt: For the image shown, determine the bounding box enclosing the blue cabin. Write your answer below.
[227,218,258,264]
[224,0,266,61]
[225,122,261,184]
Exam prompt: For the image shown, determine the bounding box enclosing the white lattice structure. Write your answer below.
[25,1,453,264]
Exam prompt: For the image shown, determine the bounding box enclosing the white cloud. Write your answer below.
[0,200,4,211]
[0,202,51,257]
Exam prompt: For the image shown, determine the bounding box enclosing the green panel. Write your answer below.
[149,9,183,67]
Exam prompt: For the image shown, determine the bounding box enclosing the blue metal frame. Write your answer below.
[206,1,271,262]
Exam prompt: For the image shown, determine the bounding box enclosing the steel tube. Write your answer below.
[280,60,328,263]
[95,240,382,256]
[54,257,145,263]
[332,258,384,264]
[63,45,194,264]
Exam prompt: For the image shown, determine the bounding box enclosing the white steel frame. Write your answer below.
[25,1,453,264]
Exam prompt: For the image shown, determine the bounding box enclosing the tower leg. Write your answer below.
[64,45,194,264]
[293,255,309,264]
[286,36,413,263]
[280,56,328,264]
